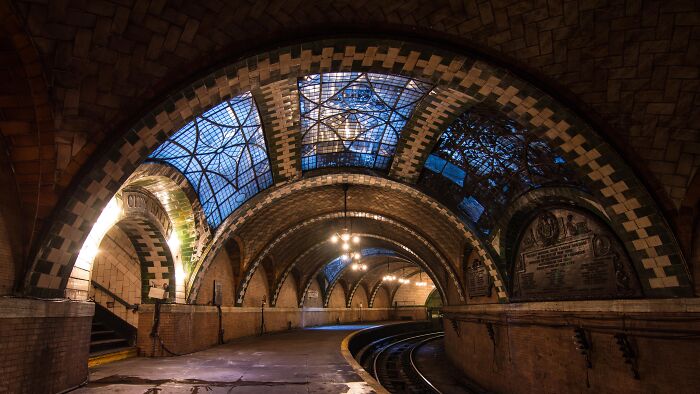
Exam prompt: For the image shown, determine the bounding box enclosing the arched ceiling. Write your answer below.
[4,0,697,228]
[6,4,693,301]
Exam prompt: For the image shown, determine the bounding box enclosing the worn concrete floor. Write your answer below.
[75,324,380,393]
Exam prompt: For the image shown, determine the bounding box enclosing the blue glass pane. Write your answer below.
[459,196,485,223]
[148,92,273,228]
[423,107,575,231]
[299,72,432,171]
[442,162,466,187]
[324,257,346,282]
[424,154,447,174]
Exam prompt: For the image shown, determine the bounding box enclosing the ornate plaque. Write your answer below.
[466,259,492,297]
[512,208,641,301]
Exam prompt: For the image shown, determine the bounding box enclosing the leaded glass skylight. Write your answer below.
[421,106,576,233]
[148,92,273,228]
[299,72,432,170]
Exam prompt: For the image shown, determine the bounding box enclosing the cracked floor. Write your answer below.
[74,324,379,393]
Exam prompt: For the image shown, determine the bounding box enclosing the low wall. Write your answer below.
[0,297,94,394]
[442,299,700,394]
[137,305,428,356]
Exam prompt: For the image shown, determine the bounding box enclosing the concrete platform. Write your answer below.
[74,324,382,393]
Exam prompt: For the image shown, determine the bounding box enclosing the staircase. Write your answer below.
[88,303,137,367]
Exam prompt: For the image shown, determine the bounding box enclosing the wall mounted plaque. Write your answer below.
[512,207,641,301]
[466,258,492,297]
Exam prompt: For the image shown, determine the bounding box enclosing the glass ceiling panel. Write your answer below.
[299,72,432,171]
[148,92,273,228]
[421,106,576,234]
[323,248,397,283]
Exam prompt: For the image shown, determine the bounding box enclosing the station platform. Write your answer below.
[75,324,382,393]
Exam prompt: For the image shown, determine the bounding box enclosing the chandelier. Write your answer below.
[414,271,428,287]
[330,184,365,271]
[382,259,397,281]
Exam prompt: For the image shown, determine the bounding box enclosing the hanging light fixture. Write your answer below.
[415,271,428,287]
[382,259,396,281]
[331,184,362,267]
[397,265,410,285]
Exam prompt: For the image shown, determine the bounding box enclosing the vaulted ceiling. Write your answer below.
[1,0,697,302]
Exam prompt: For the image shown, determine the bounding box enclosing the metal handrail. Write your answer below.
[91,280,139,311]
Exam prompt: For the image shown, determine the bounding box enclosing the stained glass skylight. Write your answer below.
[421,106,576,233]
[298,72,432,170]
[148,92,273,228]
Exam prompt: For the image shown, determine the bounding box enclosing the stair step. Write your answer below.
[91,330,115,336]
[91,338,128,346]
[88,346,138,368]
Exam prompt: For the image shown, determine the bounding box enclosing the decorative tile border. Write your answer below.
[24,39,689,300]
[117,218,175,302]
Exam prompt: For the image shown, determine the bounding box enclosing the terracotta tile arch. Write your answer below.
[227,211,465,307]
[127,163,212,290]
[23,39,686,300]
[345,261,422,308]
[0,2,56,255]
[295,234,450,309]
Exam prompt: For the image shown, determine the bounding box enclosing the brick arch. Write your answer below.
[345,261,421,308]
[23,39,686,299]
[493,186,611,259]
[116,218,176,303]
[368,282,387,308]
[189,175,490,303]
[295,234,449,308]
[0,2,56,254]
[128,164,212,259]
[234,211,464,307]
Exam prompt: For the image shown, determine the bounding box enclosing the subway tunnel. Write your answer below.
[0,1,699,393]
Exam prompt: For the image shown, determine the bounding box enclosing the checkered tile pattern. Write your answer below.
[390,86,476,181]
[368,282,388,308]
[25,41,688,300]
[128,164,213,285]
[253,79,302,182]
[117,219,175,302]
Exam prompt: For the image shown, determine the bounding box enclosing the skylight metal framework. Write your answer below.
[423,106,574,232]
[148,92,273,228]
[298,72,432,171]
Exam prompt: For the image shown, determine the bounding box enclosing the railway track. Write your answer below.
[371,332,446,393]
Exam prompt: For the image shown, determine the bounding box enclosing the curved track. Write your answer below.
[372,332,445,393]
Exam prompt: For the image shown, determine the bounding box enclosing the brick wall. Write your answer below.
[443,300,700,393]
[350,286,368,308]
[0,207,19,295]
[328,284,346,308]
[393,278,436,306]
[0,142,23,295]
[136,304,392,357]
[195,246,235,306]
[89,226,140,327]
[304,280,323,308]
[276,273,298,308]
[241,264,268,307]
[372,287,390,308]
[0,298,93,394]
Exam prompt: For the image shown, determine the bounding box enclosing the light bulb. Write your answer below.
[362,264,367,271]
[352,235,360,244]
[330,234,339,243]
[342,243,350,251]
[354,252,361,259]
[342,254,349,261]
[340,233,350,242]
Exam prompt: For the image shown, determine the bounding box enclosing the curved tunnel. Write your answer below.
[0,3,699,392]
